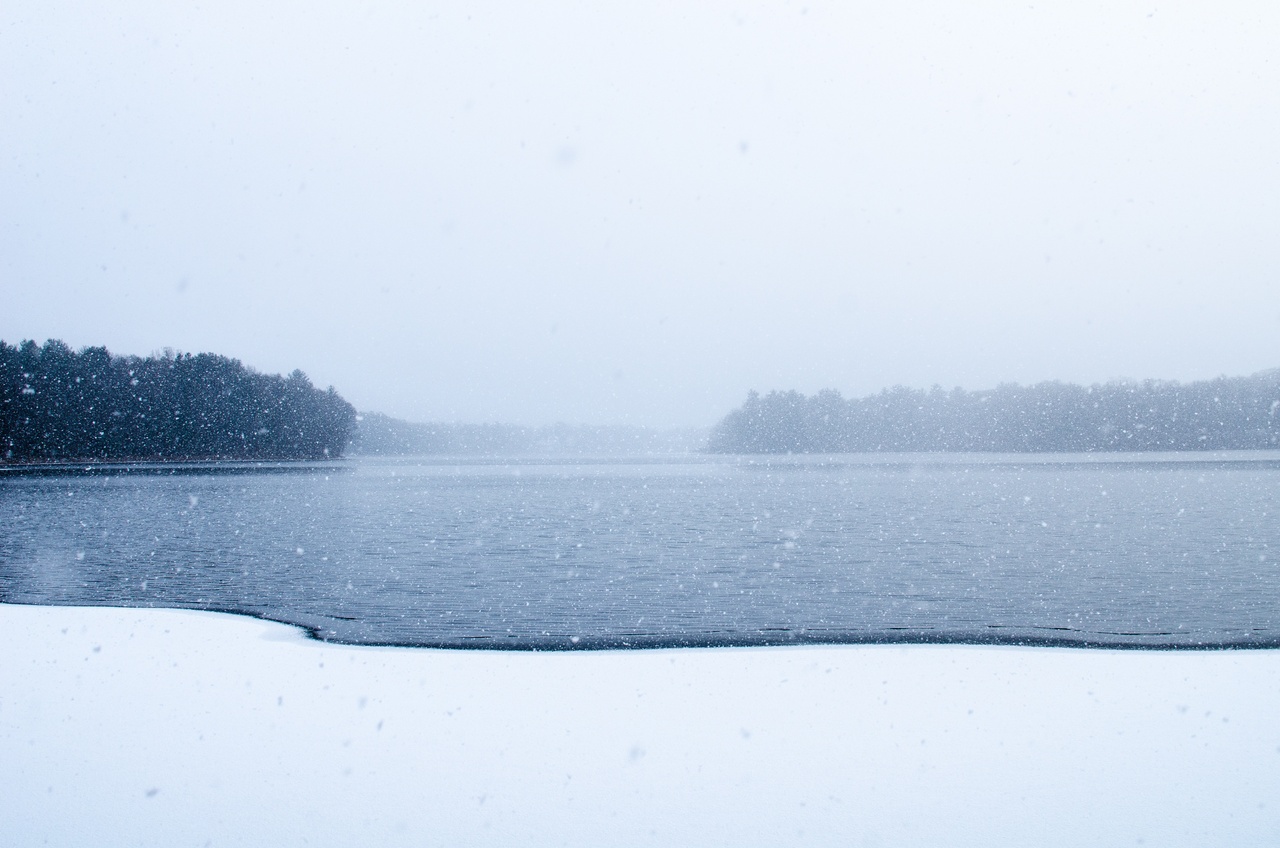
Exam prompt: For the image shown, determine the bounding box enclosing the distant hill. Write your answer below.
[708,371,1280,454]
[350,412,707,457]
[1,339,356,462]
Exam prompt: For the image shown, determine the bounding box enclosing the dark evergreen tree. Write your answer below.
[707,371,1280,454]
[0,340,356,462]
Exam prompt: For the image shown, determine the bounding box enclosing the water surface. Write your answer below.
[2,453,1277,648]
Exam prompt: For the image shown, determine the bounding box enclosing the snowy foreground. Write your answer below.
[2,604,1279,847]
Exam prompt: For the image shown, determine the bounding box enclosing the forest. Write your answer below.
[707,371,1280,454]
[0,339,356,462]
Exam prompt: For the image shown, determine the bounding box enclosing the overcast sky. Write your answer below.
[3,2,1278,426]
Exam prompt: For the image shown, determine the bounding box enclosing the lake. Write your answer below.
[2,453,1278,649]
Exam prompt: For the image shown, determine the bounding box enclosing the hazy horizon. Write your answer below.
[6,2,1278,427]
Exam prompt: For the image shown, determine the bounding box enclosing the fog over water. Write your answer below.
[4,2,1278,425]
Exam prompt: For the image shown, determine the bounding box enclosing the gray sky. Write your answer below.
[3,2,1278,427]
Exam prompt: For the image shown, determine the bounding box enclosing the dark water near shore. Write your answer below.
[2,453,1278,649]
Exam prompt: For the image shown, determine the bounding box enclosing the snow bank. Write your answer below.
[2,603,1278,847]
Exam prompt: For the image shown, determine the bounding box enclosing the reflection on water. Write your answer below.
[2,453,1277,649]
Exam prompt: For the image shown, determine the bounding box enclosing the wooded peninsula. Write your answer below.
[708,371,1280,454]
[1,339,356,462]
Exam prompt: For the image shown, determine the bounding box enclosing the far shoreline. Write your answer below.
[0,457,349,476]
[9,447,1280,476]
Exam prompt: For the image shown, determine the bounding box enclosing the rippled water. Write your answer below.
[2,453,1278,648]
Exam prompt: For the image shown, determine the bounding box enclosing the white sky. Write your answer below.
[3,2,1279,426]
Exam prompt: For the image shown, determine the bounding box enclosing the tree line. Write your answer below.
[707,371,1280,453]
[1,339,356,462]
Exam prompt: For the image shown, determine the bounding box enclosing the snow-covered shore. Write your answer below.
[2,603,1278,847]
